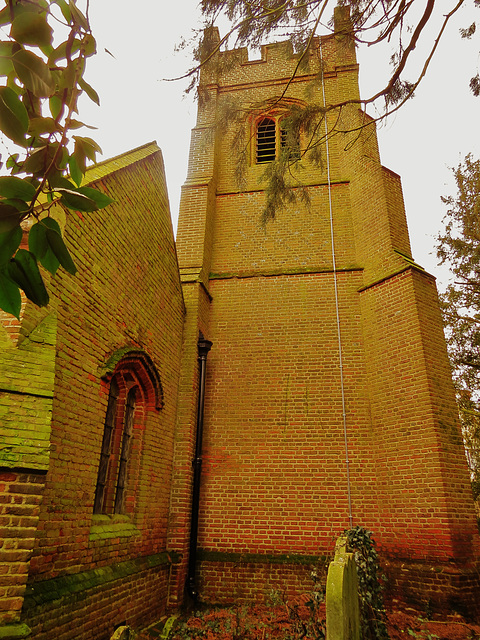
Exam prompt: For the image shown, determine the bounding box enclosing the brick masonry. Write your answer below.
[172,9,480,615]
[0,143,186,638]
[1,9,479,637]
[0,471,45,627]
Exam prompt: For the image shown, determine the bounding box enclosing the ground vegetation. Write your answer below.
[136,602,480,640]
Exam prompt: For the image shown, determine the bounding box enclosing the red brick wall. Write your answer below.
[23,558,170,639]
[199,271,373,554]
[359,268,479,563]
[2,144,186,637]
[0,471,45,626]
[174,12,480,614]
[198,556,322,605]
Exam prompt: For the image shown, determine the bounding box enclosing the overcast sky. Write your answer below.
[81,1,480,287]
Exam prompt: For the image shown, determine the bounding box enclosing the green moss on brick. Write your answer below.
[23,552,178,609]
[0,623,31,639]
[198,549,324,566]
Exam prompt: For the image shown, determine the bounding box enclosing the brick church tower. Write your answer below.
[170,9,480,613]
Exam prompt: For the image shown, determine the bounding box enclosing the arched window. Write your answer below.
[256,117,277,163]
[93,352,161,515]
[256,116,300,164]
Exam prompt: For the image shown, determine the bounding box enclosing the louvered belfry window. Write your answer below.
[256,117,277,163]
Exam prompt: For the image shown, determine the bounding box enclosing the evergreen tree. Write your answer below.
[437,154,480,496]
[194,1,480,111]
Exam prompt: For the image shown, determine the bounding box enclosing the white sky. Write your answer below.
[80,1,480,288]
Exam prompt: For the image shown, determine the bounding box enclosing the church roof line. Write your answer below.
[84,140,161,184]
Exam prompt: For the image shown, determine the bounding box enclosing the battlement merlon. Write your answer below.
[198,6,357,90]
[180,8,413,284]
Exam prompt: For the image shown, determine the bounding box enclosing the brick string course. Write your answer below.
[1,7,479,636]
[172,8,480,615]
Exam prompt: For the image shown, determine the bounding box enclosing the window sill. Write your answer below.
[89,514,140,541]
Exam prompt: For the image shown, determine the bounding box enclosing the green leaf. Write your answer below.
[74,135,102,160]
[68,155,82,187]
[58,144,69,171]
[0,204,22,233]
[39,43,54,59]
[72,138,87,174]
[68,119,97,130]
[63,56,85,90]
[49,94,63,120]
[40,246,60,275]
[78,77,100,106]
[0,269,21,318]
[37,217,61,275]
[46,227,76,274]
[49,37,82,64]
[68,1,89,31]
[57,187,98,212]
[12,49,56,97]
[23,143,60,175]
[28,221,48,260]
[7,249,49,306]
[48,174,75,190]
[0,86,29,146]
[83,34,97,58]
[0,176,36,201]
[3,0,49,20]
[6,154,20,170]
[0,6,10,26]
[11,12,53,48]
[52,0,71,24]
[22,146,48,175]
[50,35,96,64]
[28,115,60,137]
[0,40,14,75]
[77,186,114,209]
[0,224,22,266]
[1,198,30,213]
[40,218,62,235]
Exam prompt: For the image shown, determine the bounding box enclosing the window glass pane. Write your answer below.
[93,378,119,514]
[114,386,137,514]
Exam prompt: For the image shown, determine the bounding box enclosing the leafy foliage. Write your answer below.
[0,0,112,318]
[436,154,480,491]
[186,1,479,221]
[345,526,389,640]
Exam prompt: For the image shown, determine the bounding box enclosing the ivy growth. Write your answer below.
[0,0,111,319]
[345,526,389,640]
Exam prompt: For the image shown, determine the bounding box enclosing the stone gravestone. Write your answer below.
[326,537,361,640]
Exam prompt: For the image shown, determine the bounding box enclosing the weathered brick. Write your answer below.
[1,143,185,637]
[171,15,480,615]
[0,10,478,637]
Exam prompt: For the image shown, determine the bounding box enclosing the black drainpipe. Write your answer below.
[186,331,213,601]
